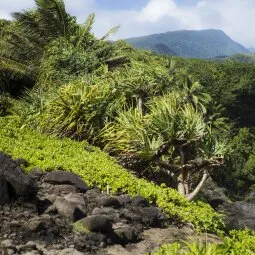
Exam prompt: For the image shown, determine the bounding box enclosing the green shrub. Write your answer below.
[152,229,255,255]
[37,78,125,142]
[10,86,57,129]
[152,242,217,255]
[0,116,223,232]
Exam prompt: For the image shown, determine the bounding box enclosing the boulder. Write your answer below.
[120,209,142,223]
[29,168,44,181]
[92,207,120,222]
[0,178,10,204]
[131,195,149,207]
[201,177,231,209]
[25,216,52,232]
[0,152,37,203]
[74,232,108,251]
[224,201,255,230]
[137,207,166,227]
[96,196,121,209]
[64,193,87,209]
[113,223,139,244]
[79,215,112,233]
[117,194,132,207]
[54,194,87,221]
[51,184,78,195]
[44,171,88,193]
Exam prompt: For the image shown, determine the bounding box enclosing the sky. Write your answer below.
[0,0,254,48]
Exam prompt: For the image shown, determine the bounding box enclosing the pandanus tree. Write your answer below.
[114,61,173,115]
[101,92,227,201]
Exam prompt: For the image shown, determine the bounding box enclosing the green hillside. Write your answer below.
[126,29,249,59]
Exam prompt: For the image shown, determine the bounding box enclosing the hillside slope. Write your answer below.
[126,29,249,58]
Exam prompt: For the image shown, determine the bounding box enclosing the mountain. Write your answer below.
[125,29,249,59]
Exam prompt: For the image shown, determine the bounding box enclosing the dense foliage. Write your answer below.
[173,57,255,127]
[214,53,255,64]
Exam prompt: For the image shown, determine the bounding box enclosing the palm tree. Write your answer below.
[0,0,128,85]
[0,0,76,80]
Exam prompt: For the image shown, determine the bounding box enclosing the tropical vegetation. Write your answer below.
[1,0,255,251]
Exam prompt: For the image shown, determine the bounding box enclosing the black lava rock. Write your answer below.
[0,152,37,203]
[131,195,150,207]
[80,215,112,233]
[97,196,122,209]
[44,170,89,193]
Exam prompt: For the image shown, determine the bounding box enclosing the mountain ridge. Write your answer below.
[125,29,249,59]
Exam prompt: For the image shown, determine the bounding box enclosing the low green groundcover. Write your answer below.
[153,229,255,255]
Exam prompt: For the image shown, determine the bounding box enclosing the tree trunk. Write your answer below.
[184,171,189,195]
[178,145,186,195]
[177,168,186,195]
[137,95,143,115]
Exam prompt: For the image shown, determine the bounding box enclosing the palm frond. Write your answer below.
[76,13,95,48]
[0,56,35,78]
[101,25,120,40]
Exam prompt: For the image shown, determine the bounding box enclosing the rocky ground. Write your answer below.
[0,151,201,255]
[201,177,255,231]
[2,151,252,255]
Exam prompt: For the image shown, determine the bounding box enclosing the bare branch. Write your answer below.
[186,169,209,201]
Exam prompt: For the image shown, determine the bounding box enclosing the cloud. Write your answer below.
[0,0,254,47]
[137,0,178,22]
[64,0,96,22]
[91,0,255,47]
